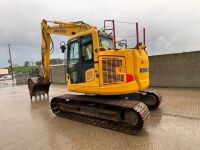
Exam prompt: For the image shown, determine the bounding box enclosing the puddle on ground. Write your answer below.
[0,81,16,88]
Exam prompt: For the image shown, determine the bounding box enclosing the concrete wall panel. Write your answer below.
[149,51,200,87]
[51,65,66,84]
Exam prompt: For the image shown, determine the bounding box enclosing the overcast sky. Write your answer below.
[0,0,200,67]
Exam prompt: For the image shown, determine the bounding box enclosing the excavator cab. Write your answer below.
[27,19,146,99]
[67,34,94,84]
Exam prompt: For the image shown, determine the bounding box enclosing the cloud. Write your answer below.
[0,0,200,67]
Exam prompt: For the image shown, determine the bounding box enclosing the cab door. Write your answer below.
[67,33,99,94]
[67,38,83,84]
[80,34,99,94]
[80,34,94,82]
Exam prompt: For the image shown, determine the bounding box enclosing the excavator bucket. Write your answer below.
[27,77,51,100]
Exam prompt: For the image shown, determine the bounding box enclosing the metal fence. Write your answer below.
[15,69,39,85]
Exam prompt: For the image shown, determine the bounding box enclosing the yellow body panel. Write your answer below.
[133,49,149,91]
[67,47,149,95]
[85,68,95,82]
[99,81,140,95]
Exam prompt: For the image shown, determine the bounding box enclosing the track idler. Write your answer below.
[141,91,162,110]
[124,91,162,110]
[27,77,51,100]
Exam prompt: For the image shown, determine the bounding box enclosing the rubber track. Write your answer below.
[51,94,150,135]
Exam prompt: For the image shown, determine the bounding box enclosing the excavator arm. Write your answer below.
[41,19,92,81]
[28,19,93,99]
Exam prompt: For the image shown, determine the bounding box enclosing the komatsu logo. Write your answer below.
[54,29,66,33]
[140,68,149,73]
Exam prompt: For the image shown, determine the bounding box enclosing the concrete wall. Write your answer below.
[149,51,200,87]
[51,64,66,84]
[50,51,200,87]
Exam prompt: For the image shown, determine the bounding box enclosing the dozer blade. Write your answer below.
[27,77,51,100]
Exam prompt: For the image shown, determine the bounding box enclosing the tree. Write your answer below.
[35,61,42,66]
[24,61,30,67]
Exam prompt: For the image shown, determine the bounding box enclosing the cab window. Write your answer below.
[81,35,93,62]
[99,35,114,50]
[68,40,79,64]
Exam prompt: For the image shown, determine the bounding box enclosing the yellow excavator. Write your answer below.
[28,19,161,135]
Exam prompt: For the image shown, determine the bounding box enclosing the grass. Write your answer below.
[6,66,36,73]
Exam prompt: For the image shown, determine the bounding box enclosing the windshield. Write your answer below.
[68,40,79,65]
[99,36,114,50]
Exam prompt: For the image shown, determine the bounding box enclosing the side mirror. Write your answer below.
[60,41,67,53]
[116,39,127,49]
